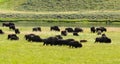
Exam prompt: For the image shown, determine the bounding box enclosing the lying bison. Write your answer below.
[80,40,87,43]
[96,27,107,32]
[8,34,19,40]
[74,27,83,32]
[65,27,74,32]
[69,41,82,48]
[25,34,42,42]
[32,27,41,32]
[50,26,60,31]
[95,34,111,43]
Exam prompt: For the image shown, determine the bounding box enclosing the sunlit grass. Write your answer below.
[0,26,120,64]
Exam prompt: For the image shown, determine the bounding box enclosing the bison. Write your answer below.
[8,34,19,40]
[15,29,20,34]
[9,25,16,30]
[0,29,4,34]
[24,34,42,42]
[73,32,79,36]
[90,26,95,33]
[69,41,82,48]
[65,27,74,32]
[61,30,67,36]
[96,27,107,32]
[50,26,60,31]
[2,22,15,27]
[95,35,111,43]
[74,27,83,32]
[32,27,41,32]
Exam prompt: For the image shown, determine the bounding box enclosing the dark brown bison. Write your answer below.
[32,27,41,32]
[2,22,15,27]
[73,32,79,36]
[95,34,111,43]
[0,29,4,34]
[69,41,82,48]
[15,29,20,34]
[74,27,83,32]
[90,26,95,33]
[9,25,16,30]
[24,34,42,42]
[8,34,19,40]
[61,30,67,36]
[65,27,74,32]
[24,34,35,40]
[50,26,60,31]
[80,40,87,43]
[96,27,107,32]
[43,37,58,46]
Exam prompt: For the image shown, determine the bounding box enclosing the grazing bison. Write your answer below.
[65,27,74,32]
[25,34,42,42]
[2,22,15,27]
[95,34,111,43]
[69,41,82,48]
[61,30,67,36]
[15,29,20,34]
[0,29,4,34]
[73,32,79,36]
[90,26,95,33]
[32,27,41,32]
[96,27,107,32]
[74,27,83,32]
[8,34,19,40]
[50,26,60,31]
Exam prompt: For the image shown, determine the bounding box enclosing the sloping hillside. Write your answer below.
[0,0,120,11]
[0,0,120,21]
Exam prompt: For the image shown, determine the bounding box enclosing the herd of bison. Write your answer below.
[0,22,112,48]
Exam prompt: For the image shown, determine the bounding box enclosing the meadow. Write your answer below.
[0,22,120,64]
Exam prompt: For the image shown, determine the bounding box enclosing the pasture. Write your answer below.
[0,22,120,64]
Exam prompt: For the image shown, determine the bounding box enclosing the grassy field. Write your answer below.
[0,23,120,64]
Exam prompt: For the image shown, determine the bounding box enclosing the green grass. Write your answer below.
[0,25,120,64]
